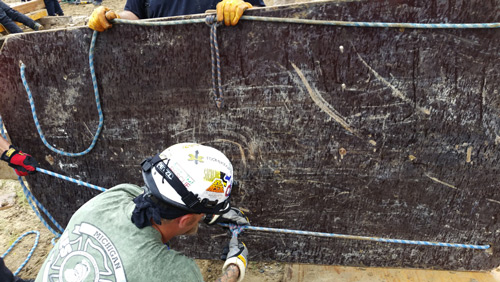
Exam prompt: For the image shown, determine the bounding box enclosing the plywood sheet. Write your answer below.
[0,0,499,270]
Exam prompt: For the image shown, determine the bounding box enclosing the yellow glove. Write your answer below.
[88,6,120,32]
[216,0,252,26]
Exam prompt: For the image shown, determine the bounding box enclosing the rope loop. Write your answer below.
[206,15,224,109]
[1,230,40,276]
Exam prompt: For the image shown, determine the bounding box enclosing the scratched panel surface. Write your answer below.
[1,0,499,270]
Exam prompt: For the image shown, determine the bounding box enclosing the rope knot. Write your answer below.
[229,223,245,237]
[205,14,220,27]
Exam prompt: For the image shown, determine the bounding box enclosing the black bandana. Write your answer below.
[131,193,192,228]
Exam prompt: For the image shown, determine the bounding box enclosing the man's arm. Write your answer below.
[0,136,10,153]
[215,264,240,282]
[118,10,139,20]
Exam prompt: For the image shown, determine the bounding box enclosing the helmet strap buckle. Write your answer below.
[182,192,200,209]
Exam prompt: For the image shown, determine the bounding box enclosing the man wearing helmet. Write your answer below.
[35,143,249,282]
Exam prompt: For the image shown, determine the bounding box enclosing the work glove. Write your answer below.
[88,6,119,32]
[221,236,248,282]
[216,0,253,26]
[1,145,38,176]
[205,207,250,226]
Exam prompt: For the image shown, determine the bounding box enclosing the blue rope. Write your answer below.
[17,176,64,235]
[111,15,500,29]
[19,32,104,157]
[36,167,107,192]
[219,223,489,250]
[205,15,224,108]
[239,15,500,29]
[0,117,63,236]
[1,230,40,276]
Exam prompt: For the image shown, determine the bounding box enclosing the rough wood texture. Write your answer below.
[9,0,46,14]
[0,0,499,271]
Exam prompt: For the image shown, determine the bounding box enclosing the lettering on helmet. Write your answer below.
[170,162,195,188]
[204,169,222,182]
[206,179,225,193]
[183,144,198,149]
[156,162,173,180]
[188,150,204,164]
[205,156,232,172]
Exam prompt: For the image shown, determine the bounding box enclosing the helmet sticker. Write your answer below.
[206,179,225,193]
[205,156,232,172]
[170,162,195,188]
[203,169,223,182]
[188,150,204,164]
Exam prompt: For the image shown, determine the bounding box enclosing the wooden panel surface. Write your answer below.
[9,0,46,14]
[0,0,499,270]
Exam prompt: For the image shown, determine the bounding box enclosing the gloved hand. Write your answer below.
[221,236,248,282]
[205,207,250,226]
[88,6,120,32]
[216,0,253,26]
[1,145,38,176]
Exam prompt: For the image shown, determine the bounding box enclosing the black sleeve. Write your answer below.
[247,0,265,7]
[124,0,147,19]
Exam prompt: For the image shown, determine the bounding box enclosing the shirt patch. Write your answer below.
[41,222,126,282]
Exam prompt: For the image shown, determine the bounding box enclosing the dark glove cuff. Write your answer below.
[1,145,17,162]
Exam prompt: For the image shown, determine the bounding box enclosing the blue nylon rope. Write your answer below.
[0,117,63,236]
[1,230,40,276]
[219,223,490,250]
[239,15,500,29]
[111,15,500,29]
[36,167,107,192]
[19,31,103,157]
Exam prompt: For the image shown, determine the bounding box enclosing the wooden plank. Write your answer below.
[284,264,500,282]
[0,0,499,271]
[10,0,46,14]
[0,9,48,33]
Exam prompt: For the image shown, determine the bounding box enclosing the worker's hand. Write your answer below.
[88,6,120,32]
[216,0,252,26]
[205,207,250,226]
[1,146,38,176]
[222,236,248,282]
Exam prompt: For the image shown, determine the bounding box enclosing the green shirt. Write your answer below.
[36,184,204,282]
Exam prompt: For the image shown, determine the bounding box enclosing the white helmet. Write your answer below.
[141,143,233,214]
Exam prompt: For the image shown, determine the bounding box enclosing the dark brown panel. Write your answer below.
[1,0,499,270]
